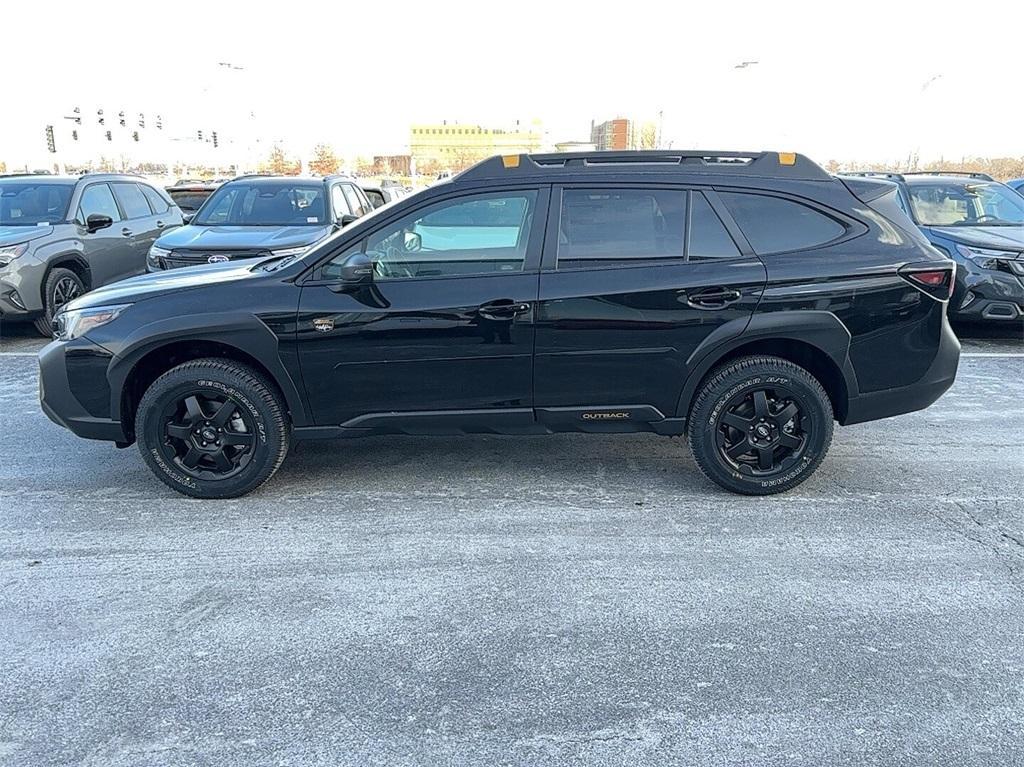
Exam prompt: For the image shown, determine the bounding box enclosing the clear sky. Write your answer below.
[4,0,1022,168]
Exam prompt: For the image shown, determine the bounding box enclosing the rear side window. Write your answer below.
[341,184,368,217]
[689,193,740,259]
[365,189,386,208]
[111,182,151,219]
[557,189,686,269]
[719,192,846,254]
[140,184,170,213]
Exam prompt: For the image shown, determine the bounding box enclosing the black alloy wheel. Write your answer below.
[687,355,833,495]
[158,391,256,480]
[35,267,85,337]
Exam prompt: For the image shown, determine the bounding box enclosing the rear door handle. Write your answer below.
[156,220,165,229]
[684,287,742,309]
[478,300,531,320]
[121,228,133,237]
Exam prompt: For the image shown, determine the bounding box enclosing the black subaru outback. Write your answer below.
[38,151,960,498]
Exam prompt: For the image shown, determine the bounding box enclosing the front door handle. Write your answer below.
[478,300,530,320]
[121,228,133,237]
[684,287,742,309]
[156,220,166,229]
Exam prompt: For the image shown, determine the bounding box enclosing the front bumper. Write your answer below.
[39,339,127,443]
[950,266,1024,322]
[843,314,960,425]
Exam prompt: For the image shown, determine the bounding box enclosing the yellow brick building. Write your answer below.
[410,120,545,172]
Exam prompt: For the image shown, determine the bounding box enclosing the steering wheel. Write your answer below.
[373,246,417,279]
[974,214,999,223]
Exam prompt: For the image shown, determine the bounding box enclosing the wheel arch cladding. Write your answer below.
[45,256,92,298]
[115,335,307,440]
[676,311,857,424]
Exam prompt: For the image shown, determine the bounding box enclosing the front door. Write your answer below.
[76,182,126,288]
[534,186,766,424]
[297,187,548,429]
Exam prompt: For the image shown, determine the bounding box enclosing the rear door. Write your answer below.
[533,185,766,426]
[110,182,158,279]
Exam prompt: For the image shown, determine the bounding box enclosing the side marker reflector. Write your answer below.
[778,152,797,166]
[502,154,521,169]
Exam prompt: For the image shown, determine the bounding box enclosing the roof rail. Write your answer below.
[901,170,995,182]
[455,150,831,182]
[843,171,906,182]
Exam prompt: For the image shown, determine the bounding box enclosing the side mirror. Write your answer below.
[85,213,113,233]
[339,251,374,284]
[404,231,422,252]
[339,214,359,227]
[182,212,194,224]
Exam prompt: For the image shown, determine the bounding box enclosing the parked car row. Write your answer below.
[39,150,962,500]
[841,171,1024,322]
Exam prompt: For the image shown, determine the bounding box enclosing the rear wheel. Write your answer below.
[687,356,833,495]
[136,358,289,498]
[34,268,84,337]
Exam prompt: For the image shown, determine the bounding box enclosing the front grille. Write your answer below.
[163,249,271,269]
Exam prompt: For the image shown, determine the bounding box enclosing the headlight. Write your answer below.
[0,242,29,268]
[147,245,170,267]
[54,304,131,341]
[271,246,309,257]
[956,244,1024,274]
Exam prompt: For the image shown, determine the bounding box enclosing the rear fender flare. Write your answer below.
[673,310,859,420]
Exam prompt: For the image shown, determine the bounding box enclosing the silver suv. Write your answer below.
[0,173,183,335]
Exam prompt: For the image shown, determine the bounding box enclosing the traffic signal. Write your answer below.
[132,131,139,142]
[97,109,105,126]
[118,111,126,127]
[45,125,56,153]
[156,115,162,130]
[105,130,112,141]
[73,106,81,125]
[197,130,204,141]
[212,131,219,148]
[138,113,145,128]
[72,130,79,141]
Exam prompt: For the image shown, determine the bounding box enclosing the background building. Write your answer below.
[590,117,660,151]
[410,120,545,173]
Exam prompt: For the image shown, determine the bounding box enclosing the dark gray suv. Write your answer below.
[0,173,183,335]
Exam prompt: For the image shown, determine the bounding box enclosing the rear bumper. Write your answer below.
[39,340,127,442]
[842,315,960,425]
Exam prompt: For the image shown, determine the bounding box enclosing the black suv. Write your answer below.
[38,151,960,498]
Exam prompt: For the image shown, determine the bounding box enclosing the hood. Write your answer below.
[927,225,1024,254]
[155,224,331,251]
[63,259,266,312]
[0,224,54,247]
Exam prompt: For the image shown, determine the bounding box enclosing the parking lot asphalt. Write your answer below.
[1,322,1022,767]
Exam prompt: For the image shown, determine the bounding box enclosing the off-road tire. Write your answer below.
[687,355,833,495]
[136,358,290,498]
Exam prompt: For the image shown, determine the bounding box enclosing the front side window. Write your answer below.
[907,182,1024,226]
[193,182,328,226]
[78,184,122,223]
[0,181,74,225]
[557,189,686,269]
[331,186,350,218]
[324,190,537,280]
[719,192,846,254]
[111,182,152,219]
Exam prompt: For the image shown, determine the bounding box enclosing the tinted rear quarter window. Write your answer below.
[140,184,170,213]
[689,192,740,259]
[719,192,846,254]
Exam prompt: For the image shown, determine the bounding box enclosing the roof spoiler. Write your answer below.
[456,151,832,182]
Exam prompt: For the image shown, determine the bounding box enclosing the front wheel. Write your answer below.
[34,267,84,336]
[136,358,290,498]
[687,356,834,495]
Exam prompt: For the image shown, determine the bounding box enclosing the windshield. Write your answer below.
[0,181,74,226]
[192,181,328,226]
[908,182,1024,226]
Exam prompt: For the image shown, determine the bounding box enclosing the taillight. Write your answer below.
[899,266,954,300]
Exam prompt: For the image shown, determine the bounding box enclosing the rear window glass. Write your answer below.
[557,189,686,269]
[719,192,846,254]
[689,193,740,259]
[167,191,212,212]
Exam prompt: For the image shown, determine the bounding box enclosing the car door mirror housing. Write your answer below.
[339,252,374,284]
[85,214,113,233]
[339,214,359,227]
[181,212,194,225]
